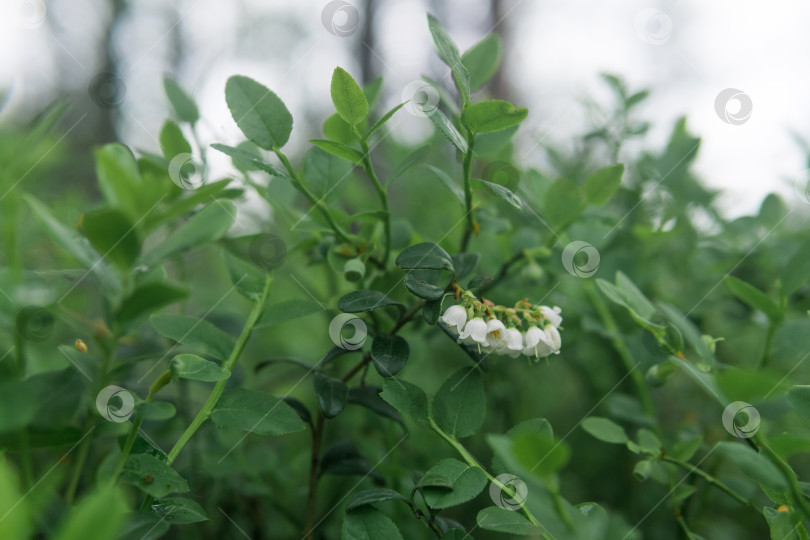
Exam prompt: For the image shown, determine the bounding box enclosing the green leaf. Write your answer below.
[725,276,783,322]
[461,100,527,134]
[371,334,410,377]
[93,143,143,222]
[330,67,369,126]
[150,314,235,362]
[364,102,406,140]
[379,378,429,425]
[396,242,455,271]
[584,164,624,206]
[53,486,127,540]
[387,145,429,184]
[223,251,266,302]
[424,165,465,205]
[323,113,356,144]
[303,146,354,202]
[309,139,364,164]
[432,368,485,438]
[136,400,176,421]
[225,75,293,149]
[151,497,208,524]
[512,431,570,477]
[159,120,192,159]
[476,506,543,535]
[341,506,404,540]
[142,201,236,265]
[210,143,286,177]
[420,459,488,509]
[363,76,384,109]
[120,454,189,498]
[543,178,585,231]
[163,77,199,124]
[314,373,349,419]
[461,34,501,91]
[473,178,523,210]
[81,208,140,270]
[715,441,787,489]
[115,283,188,325]
[404,270,447,300]
[118,511,169,540]
[0,456,31,539]
[781,237,810,296]
[581,417,629,444]
[788,386,810,424]
[24,195,121,294]
[346,489,407,511]
[426,14,470,105]
[427,108,468,153]
[670,436,703,462]
[211,388,305,435]
[764,507,800,540]
[256,299,324,328]
[596,272,657,323]
[347,387,405,429]
[170,354,229,382]
[338,290,404,313]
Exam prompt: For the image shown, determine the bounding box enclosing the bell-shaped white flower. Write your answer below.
[523,326,554,358]
[544,325,561,354]
[504,328,524,358]
[458,317,489,347]
[441,304,467,336]
[540,305,563,328]
[485,318,507,353]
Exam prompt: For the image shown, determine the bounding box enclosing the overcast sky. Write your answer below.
[2,0,809,217]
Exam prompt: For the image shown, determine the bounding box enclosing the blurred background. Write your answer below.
[2,0,809,217]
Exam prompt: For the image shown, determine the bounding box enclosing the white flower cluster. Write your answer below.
[440,304,562,359]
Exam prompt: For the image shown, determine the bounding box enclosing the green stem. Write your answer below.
[166,275,273,465]
[359,140,391,267]
[274,149,353,243]
[460,133,476,252]
[428,418,541,527]
[761,321,778,367]
[756,434,810,522]
[109,416,143,483]
[662,456,758,512]
[584,280,657,429]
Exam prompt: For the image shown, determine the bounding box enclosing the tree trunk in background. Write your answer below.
[358,0,378,85]
[94,0,127,145]
[488,0,511,102]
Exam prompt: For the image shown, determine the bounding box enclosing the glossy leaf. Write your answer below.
[150,314,235,362]
[371,334,410,377]
[211,388,305,435]
[432,368,485,438]
[120,454,189,498]
[225,75,293,149]
[379,378,429,425]
[170,354,229,382]
[314,373,348,419]
[461,34,501,90]
[341,506,404,540]
[330,67,369,126]
[395,242,454,272]
[461,99,527,134]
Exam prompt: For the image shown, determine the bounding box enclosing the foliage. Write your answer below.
[0,13,809,540]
